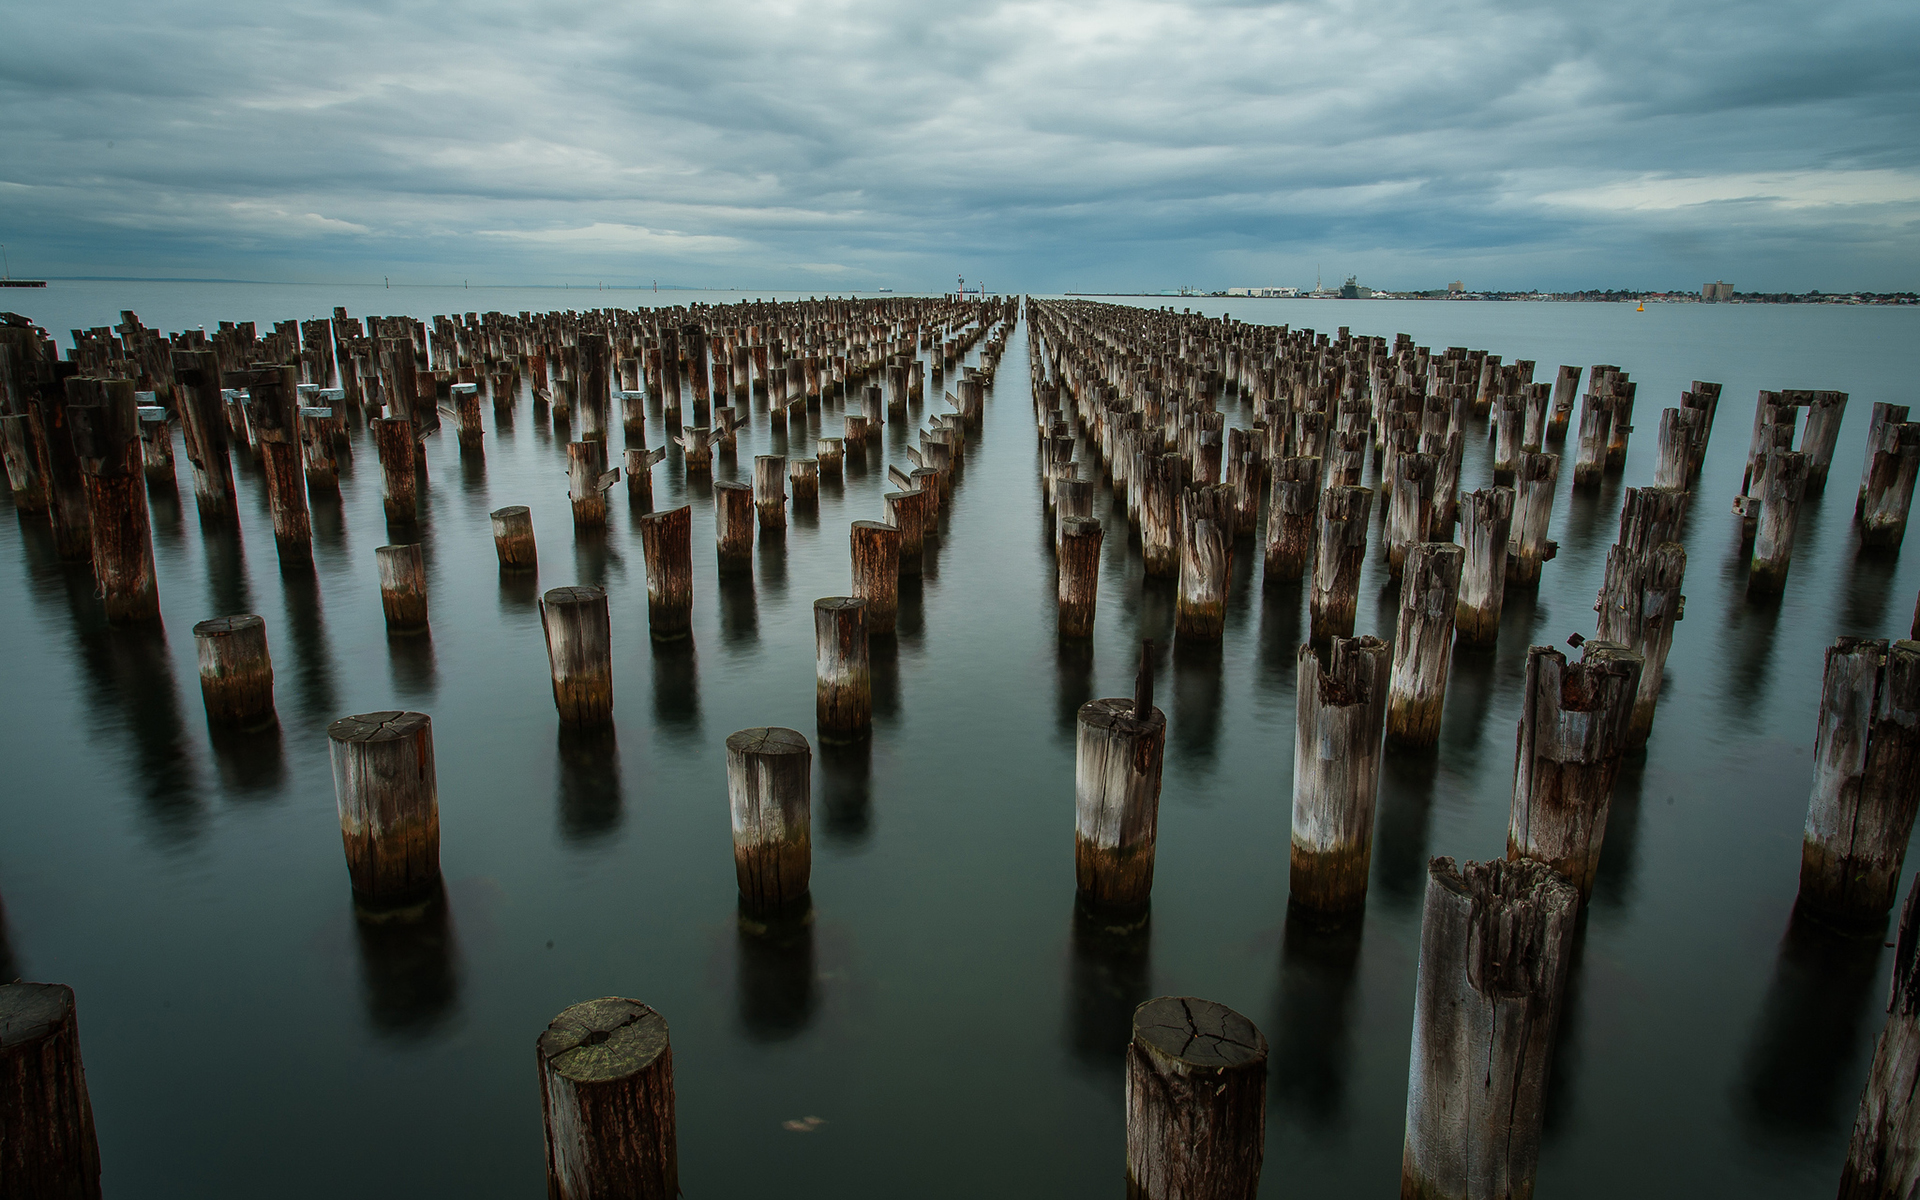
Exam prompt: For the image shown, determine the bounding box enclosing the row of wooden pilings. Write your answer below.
[1018,299,1920,1197]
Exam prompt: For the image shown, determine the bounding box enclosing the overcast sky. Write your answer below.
[2,0,1915,292]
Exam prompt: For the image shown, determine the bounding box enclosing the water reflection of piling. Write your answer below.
[1054,638,1094,737]
[1589,754,1649,910]
[280,570,337,725]
[818,738,873,845]
[202,520,252,618]
[735,897,818,1042]
[1270,908,1362,1126]
[1170,637,1223,766]
[497,567,540,614]
[208,721,287,798]
[556,724,623,842]
[1370,751,1438,910]
[0,893,20,983]
[1256,582,1304,701]
[894,575,925,643]
[1065,897,1152,1074]
[717,571,757,647]
[352,881,460,1039]
[649,640,701,741]
[387,629,439,702]
[1737,903,1886,1143]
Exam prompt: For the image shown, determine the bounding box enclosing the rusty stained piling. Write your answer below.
[1291,636,1391,914]
[1175,488,1231,641]
[814,598,871,742]
[714,482,755,574]
[1125,996,1268,1200]
[850,520,899,635]
[65,376,159,620]
[0,981,102,1200]
[1858,405,1920,549]
[884,489,928,577]
[237,365,313,565]
[1506,452,1559,587]
[372,417,418,524]
[1800,638,1920,924]
[540,586,614,725]
[754,455,787,531]
[1264,455,1321,584]
[1402,857,1577,1200]
[491,505,536,571]
[626,446,666,514]
[726,727,813,913]
[327,711,441,903]
[1507,641,1644,902]
[1840,878,1920,1197]
[638,505,694,642]
[1386,542,1463,749]
[193,614,275,729]
[538,998,679,1200]
[1057,516,1104,638]
[136,399,173,485]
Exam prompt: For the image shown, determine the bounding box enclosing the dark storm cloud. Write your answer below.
[1,0,1915,290]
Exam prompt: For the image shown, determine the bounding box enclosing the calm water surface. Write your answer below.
[3,282,1918,1197]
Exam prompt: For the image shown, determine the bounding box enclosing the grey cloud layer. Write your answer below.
[2,0,1914,290]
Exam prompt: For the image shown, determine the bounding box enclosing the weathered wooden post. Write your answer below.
[850,520,899,636]
[1801,389,1849,494]
[1402,857,1577,1200]
[1840,878,1920,1196]
[537,998,678,1200]
[817,436,844,480]
[1291,636,1390,914]
[790,458,819,509]
[491,506,536,570]
[1596,488,1688,746]
[1176,489,1230,641]
[1572,388,1611,488]
[884,490,926,576]
[567,440,620,530]
[1385,451,1436,577]
[375,544,428,633]
[1264,455,1321,583]
[240,365,314,565]
[1126,996,1267,1200]
[815,598,871,742]
[65,377,159,620]
[1749,449,1809,596]
[327,711,441,902]
[1799,638,1920,924]
[0,981,102,1200]
[540,586,614,725]
[371,416,417,524]
[1076,646,1167,909]
[1507,641,1643,902]
[1506,452,1558,587]
[1139,453,1179,579]
[1386,542,1463,749]
[0,411,48,513]
[714,481,755,574]
[754,454,787,531]
[171,348,237,519]
[1455,487,1514,646]
[137,400,174,485]
[452,383,483,453]
[1310,485,1372,642]
[638,506,694,642]
[726,727,812,911]
[193,615,275,729]
[1546,365,1581,442]
[1058,516,1104,638]
[1859,410,1920,549]
[625,446,665,514]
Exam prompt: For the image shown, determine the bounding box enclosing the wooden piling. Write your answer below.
[1075,675,1166,909]
[567,440,620,530]
[178,349,242,517]
[375,544,428,633]
[1749,449,1808,596]
[1058,516,1104,638]
[240,366,313,565]
[1800,638,1920,924]
[491,505,536,571]
[372,417,418,524]
[884,490,926,576]
[850,520,899,636]
[714,482,755,574]
[1507,641,1643,901]
[1291,636,1391,914]
[0,413,47,513]
[193,615,275,729]
[1859,409,1920,549]
[0,981,102,1200]
[540,586,614,725]
[1455,487,1514,646]
[814,598,871,742]
[817,436,844,479]
[754,455,787,531]
[1840,877,1920,1197]
[626,446,666,514]
[1310,485,1372,642]
[725,727,812,912]
[1506,452,1558,587]
[1385,542,1463,749]
[1402,857,1577,1200]
[638,506,694,642]
[1125,996,1267,1200]
[327,711,441,903]
[790,458,819,508]
[65,377,159,620]
[1546,365,1581,442]
[1385,451,1436,577]
[538,998,678,1200]
[1139,452,1179,579]
[1176,489,1230,641]
[1264,455,1321,583]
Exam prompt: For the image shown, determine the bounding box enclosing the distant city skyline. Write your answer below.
[2,0,1914,293]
